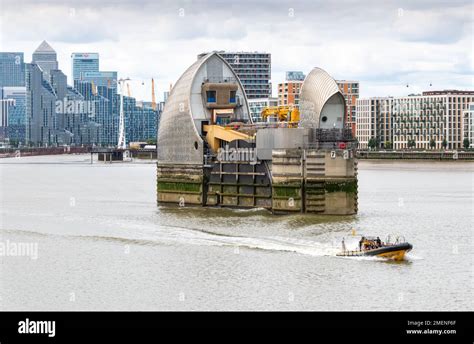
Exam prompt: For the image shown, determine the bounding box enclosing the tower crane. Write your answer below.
[117,77,130,149]
[151,78,157,111]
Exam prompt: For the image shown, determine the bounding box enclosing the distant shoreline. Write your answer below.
[356,150,474,161]
[2,148,474,161]
[0,147,90,158]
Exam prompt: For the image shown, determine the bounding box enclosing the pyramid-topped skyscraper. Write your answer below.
[32,40,58,80]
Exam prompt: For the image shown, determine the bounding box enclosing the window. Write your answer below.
[206,91,216,103]
[216,115,231,125]
[229,91,236,103]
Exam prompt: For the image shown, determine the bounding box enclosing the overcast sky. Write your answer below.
[0,0,472,101]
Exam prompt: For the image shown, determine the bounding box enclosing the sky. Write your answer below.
[0,0,472,102]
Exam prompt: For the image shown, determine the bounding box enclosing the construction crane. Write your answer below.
[151,78,157,111]
[261,106,300,126]
[127,83,131,97]
[117,77,131,149]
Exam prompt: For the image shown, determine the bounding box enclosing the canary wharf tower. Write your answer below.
[32,41,58,81]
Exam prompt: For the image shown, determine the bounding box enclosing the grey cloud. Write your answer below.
[394,7,472,44]
[0,0,471,100]
[2,5,119,43]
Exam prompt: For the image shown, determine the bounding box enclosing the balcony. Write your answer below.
[202,81,239,109]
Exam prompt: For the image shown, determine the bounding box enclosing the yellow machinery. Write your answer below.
[261,106,300,126]
[203,124,253,152]
[203,105,300,153]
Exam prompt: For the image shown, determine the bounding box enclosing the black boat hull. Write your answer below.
[337,242,413,261]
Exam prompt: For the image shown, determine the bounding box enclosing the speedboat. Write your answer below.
[336,235,413,261]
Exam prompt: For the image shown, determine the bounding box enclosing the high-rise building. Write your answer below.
[81,71,117,88]
[248,97,278,122]
[24,42,121,146]
[286,71,305,81]
[463,103,474,148]
[199,51,272,99]
[71,53,100,81]
[0,52,25,87]
[60,85,101,146]
[50,69,67,99]
[0,98,15,140]
[355,97,392,149]
[278,80,303,107]
[75,75,158,146]
[74,79,118,146]
[25,63,57,145]
[122,96,158,143]
[356,90,474,150]
[32,41,58,81]
[0,50,26,143]
[1,87,27,143]
[337,80,359,136]
[75,68,118,145]
[277,71,306,107]
[49,68,70,144]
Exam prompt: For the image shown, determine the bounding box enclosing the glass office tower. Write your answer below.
[71,53,100,81]
[0,52,25,87]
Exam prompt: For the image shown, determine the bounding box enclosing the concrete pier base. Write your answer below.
[157,148,358,215]
[156,164,204,206]
[270,149,357,215]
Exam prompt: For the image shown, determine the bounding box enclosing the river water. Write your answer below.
[0,154,472,310]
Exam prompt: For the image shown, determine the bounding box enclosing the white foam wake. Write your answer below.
[156,225,339,257]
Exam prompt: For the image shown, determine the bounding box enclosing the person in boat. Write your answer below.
[376,237,382,248]
[359,237,365,251]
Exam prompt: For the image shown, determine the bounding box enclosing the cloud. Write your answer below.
[1,5,119,43]
[0,0,472,101]
[394,6,472,44]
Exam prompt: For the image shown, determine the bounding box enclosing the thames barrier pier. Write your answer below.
[157,52,357,214]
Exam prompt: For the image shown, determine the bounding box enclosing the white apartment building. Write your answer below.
[463,103,474,148]
[355,97,392,149]
[356,91,474,150]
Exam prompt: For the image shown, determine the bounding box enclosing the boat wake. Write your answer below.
[405,253,423,261]
[1,225,339,258]
[147,225,340,257]
[1,226,417,261]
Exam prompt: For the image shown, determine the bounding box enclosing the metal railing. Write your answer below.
[203,76,237,83]
[311,128,354,142]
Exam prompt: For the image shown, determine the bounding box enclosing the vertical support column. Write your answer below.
[253,162,256,207]
[301,149,305,213]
